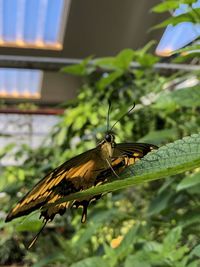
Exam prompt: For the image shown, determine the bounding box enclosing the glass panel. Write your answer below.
[156,0,200,56]
[0,68,43,99]
[0,0,68,49]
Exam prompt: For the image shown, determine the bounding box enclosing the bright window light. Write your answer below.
[0,68,43,99]
[156,0,200,57]
[0,0,70,50]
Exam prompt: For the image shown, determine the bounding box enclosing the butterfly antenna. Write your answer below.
[28,220,48,249]
[107,100,112,132]
[110,103,136,131]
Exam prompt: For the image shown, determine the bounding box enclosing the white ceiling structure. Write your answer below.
[0,0,166,104]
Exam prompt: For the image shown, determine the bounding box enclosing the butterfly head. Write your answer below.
[105,132,115,143]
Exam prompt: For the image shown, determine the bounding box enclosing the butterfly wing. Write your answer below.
[6,142,157,223]
[114,142,157,159]
[94,143,157,186]
[5,146,107,223]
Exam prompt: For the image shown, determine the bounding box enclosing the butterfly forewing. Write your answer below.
[5,147,107,222]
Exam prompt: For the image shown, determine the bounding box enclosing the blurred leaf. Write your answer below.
[187,261,200,267]
[32,253,66,267]
[163,226,182,249]
[183,0,199,4]
[16,219,42,232]
[136,53,159,67]
[15,213,42,232]
[56,127,68,146]
[125,256,150,267]
[0,143,15,158]
[94,49,134,71]
[114,49,135,70]
[179,210,200,227]
[62,56,93,76]
[148,190,173,216]
[96,70,123,90]
[172,44,200,55]
[177,172,200,191]
[152,0,197,14]
[75,222,100,247]
[103,243,118,266]
[151,1,180,13]
[71,257,109,267]
[115,225,138,260]
[139,40,157,54]
[93,57,117,70]
[190,244,200,257]
[143,241,163,253]
[152,9,200,30]
[154,86,200,110]
[139,128,179,144]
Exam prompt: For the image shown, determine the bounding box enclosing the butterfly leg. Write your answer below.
[106,159,120,179]
[124,156,135,176]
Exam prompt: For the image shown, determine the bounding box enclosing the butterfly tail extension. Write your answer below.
[28,220,48,249]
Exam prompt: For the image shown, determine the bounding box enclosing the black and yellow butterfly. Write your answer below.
[5,106,157,247]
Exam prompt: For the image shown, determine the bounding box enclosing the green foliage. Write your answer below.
[177,171,200,191]
[152,0,200,31]
[1,1,200,266]
[151,0,197,13]
[171,44,200,55]
[154,85,200,110]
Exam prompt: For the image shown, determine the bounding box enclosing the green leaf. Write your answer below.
[172,44,200,55]
[152,9,200,30]
[125,256,151,267]
[62,56,93,76]
[15,213,42,232]
[148,190,173,216]
[137,53,159,67]
[179,209,200,227]
[183,0,198,4]
[71,257,109,267]
[96,70,123,90]
[93,57,117,70]
[139,40,157,55]
[139,128,179,144]
[46,133,200,208]
[94,49,134,71]
[0,143,15,158]
[115,49,135,70]
[115,225,138,260]
[75,223,100,247]
[187,261,199,267]
[190,244,200,257]
[177,172,200,191]
[151,1,180,13]
[32,253,66,267]
[154,86,200,110]
[163,226,182,249]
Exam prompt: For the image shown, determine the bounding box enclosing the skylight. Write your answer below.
[0,68,43,99]
[156,0,200,56]
[0,0,70,50]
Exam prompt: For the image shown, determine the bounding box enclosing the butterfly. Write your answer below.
[5,104,157,248]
